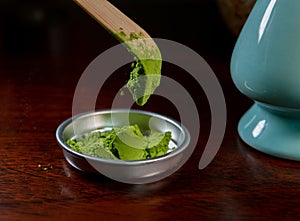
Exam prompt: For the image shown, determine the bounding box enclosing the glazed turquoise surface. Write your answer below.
[231,0,300,160]
[231,0,300,108]
[238,102,300,160]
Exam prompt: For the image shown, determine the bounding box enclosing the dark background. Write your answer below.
[0,0,236,60]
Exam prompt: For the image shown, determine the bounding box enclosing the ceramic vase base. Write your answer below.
[238,103,300,161]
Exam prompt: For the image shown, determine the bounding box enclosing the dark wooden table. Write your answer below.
[1,1,300,220]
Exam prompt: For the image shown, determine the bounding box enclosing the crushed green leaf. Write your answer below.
[66,125,172,161]
[116,29,162,106]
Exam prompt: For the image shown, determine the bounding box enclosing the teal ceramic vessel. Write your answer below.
[231,0,300,160]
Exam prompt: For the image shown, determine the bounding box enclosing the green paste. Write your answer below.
[66,125,172,161]
[116,29,162,106]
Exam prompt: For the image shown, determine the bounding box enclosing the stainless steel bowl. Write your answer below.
[56,109,190,184]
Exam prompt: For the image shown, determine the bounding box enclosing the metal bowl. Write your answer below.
[56,109,190,184]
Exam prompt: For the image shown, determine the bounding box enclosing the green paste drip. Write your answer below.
[115,29,162,106]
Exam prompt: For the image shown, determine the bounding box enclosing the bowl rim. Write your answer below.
[56,109,191,166]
